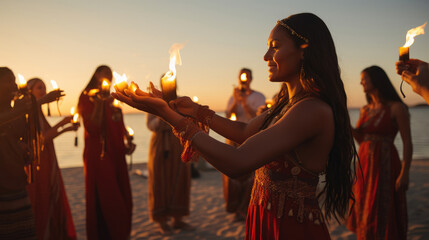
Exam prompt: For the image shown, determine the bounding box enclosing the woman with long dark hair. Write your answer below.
[25,78,77,240]
[114,13,357,239]
[347,66,412,240]
[78,65,134,240]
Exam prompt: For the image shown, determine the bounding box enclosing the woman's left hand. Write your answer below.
[395,171,409,191]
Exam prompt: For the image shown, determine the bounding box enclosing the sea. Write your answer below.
[49,108,429,169]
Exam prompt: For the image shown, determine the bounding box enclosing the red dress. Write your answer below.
[347,105,407,240]
[78,93,133,240]
[26,111,76,240]
[246,154,330,240]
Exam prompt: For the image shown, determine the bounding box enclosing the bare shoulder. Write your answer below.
[390,101,409,117]
[291,97,333,118]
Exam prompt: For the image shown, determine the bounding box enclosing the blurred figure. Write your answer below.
[146,76,192,235]
[78,65,133,240]
[396,59,429,104]
[347,66,412,240]
[25,78,77,240]
[224,68,265,221]
[0,67,36,239]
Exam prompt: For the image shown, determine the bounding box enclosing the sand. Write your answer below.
[61,159,429,240]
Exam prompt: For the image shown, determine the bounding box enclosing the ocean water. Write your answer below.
[50,108,429,169]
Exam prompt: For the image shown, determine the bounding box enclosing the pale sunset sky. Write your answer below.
[1,0,428,114]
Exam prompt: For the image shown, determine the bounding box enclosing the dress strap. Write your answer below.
[287,151,322,177]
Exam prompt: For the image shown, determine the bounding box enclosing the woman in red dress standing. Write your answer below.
[78,65,134,240]
[26,78,78,240]
[347,66,412,240]
[114,13,357,240]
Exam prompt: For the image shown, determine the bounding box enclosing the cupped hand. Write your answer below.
[169,96,199,117]
[112,87,169,118]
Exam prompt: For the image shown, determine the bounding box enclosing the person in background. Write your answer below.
[224,68,265,221]
[113,13,358,239]
[396,59,429,104]
[26,78,78,240]
[78,65,134,240]
[0,67,36,239]
[347,66,412,240]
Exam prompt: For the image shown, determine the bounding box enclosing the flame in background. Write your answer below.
[403,22,427,48]
[192,96,199,103]
[162,43,185,81]
[70,107,75,115]
[72,113,79,123]
[113,99,120,107]
[230,113,237,121]
[126,126,134,136]
[18,74,27,87]
[51,80,59,89]
[240,73,247,82]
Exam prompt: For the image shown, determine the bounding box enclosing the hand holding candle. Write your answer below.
[398,22,426,63]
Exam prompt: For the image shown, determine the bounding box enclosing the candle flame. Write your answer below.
[102,79,110,89]
[51,80,59,90]
[192,96,199,103]
[162,43,185,82]
[113,99,120,107]
[72,113,79,123]
[70,107,75,115]
[113,71,128,85]
[267,103,272,108]
[230,113,237,121]
[240,73,247,82]
[87,89,99,96]
[129,82,138,93]
[18,74,27,88]
[126,126,134,136]
[265,99,273,109]
[403,22,427,48]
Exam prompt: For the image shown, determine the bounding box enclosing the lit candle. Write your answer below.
[129,81,139,94]
[72,113,79,124]
[266,99,273,109]
[101,79,110,94]
[240,73,247,83]
[192,96,199,103]
[399,22,426,64]
[17,74,27,90]
[230,113,237,121]
[113,72,129,94]
[51,80,59,90]
[126,126,134,137]
[113,99,120,108]
[161,74,177,102]
[87,89,99,97]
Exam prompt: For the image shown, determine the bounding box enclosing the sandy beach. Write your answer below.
[61,159,429,240]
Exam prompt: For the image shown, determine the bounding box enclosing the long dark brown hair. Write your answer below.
[362,66,404,105]
[81,65,111,94]
[261,13,358,222]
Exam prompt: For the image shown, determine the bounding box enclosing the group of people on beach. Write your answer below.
[1,12,429,240]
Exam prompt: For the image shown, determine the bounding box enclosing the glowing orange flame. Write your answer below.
[161,43,184,82]
[126,126,134,136]
[129,82,138,93]
[101,79,110,92]
[87,89,99,96]
[51,80,59,90]
[240,73,247,82]
[230,113,237,121]
[113,71,128,92]
[72,113,79,123]
[113,99,120,107]
[402,22,427,48]
[18,74,27,89]
[70,107,75,115]
[192,96,199,103]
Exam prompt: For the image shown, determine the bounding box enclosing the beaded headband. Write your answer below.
[277,20,309,44]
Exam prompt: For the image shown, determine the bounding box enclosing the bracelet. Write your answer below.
[172,117,203,163]
[195,105,215,130]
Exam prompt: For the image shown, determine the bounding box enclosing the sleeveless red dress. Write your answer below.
[245,153,330,240]
[347,105,407,239]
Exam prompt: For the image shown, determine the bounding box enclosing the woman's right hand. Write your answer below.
[170,96,199,118]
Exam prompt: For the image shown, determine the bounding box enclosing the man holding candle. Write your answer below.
[396,59,429,104]
[224,68,265,222]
